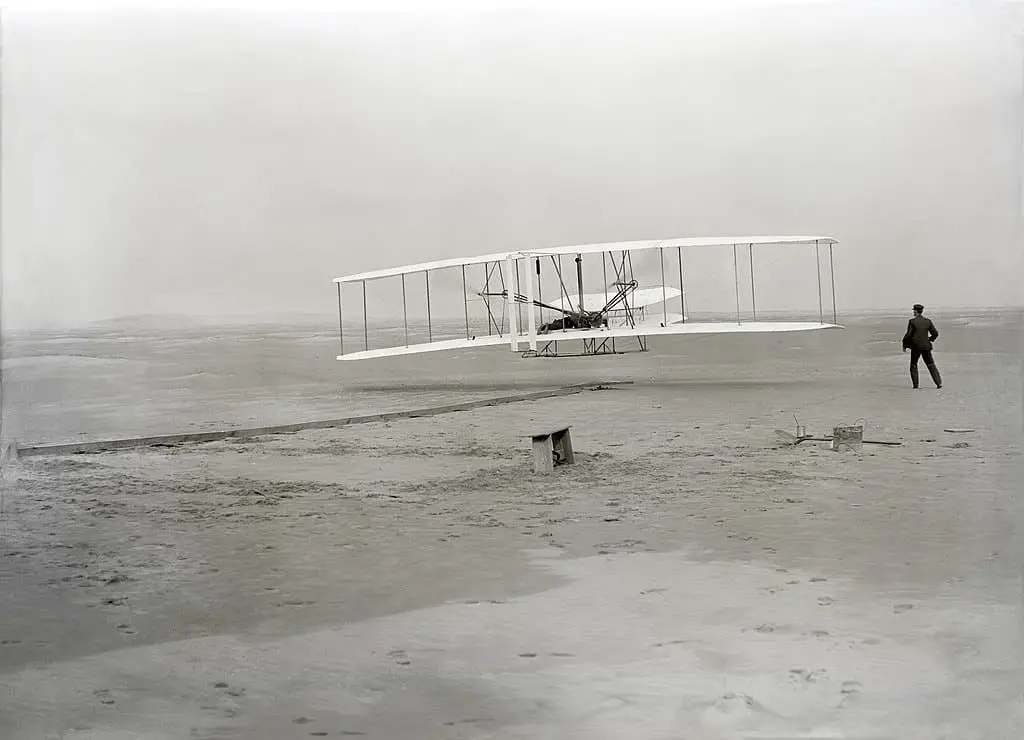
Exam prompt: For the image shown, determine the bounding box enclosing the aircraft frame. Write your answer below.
[332,236,841,361]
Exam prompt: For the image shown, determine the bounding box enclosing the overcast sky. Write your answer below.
[1,1,1022,329]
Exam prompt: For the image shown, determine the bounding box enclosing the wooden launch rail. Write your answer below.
[7,381,632,458]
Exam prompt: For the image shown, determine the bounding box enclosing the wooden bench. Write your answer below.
[529,425,575,473]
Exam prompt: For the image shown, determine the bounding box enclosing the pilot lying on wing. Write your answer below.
[538,313,609,334]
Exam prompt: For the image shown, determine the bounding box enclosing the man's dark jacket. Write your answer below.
[902,315,939,351]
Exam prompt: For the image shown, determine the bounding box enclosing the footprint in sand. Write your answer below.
[893,603,915,614]
[0,639,22,646]
[839,680,863,706]
[789,668,827,683]
[726,533,755,542]
[93,689,116,706]
[698,692,779,727]
[746,624,782,634]
[818,596,836,606]
[388,650,412,666]
[213,682,245,697]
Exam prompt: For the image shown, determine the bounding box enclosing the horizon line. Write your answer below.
[3,304,1022,335]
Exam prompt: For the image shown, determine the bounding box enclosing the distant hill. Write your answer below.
[85,314,217,332]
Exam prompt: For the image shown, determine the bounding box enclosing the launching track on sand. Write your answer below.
[7,382,632,458]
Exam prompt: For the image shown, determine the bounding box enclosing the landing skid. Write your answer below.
[521,335,648,358]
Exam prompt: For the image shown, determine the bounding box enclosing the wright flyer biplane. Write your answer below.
[333,236,841,361]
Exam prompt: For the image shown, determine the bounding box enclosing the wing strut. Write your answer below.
[462,265,470,339]
[749,243,757,321]
[676,245,686,323]
[506,256,518,350]
[659,246,668,326]
[815,239,824,324]
[402,273,409,345]
[607,250,636,328]
[336,282,344,354]
[575,254,584,313]
[550,254,575,316]
[362,280,369,351]
[482,261,502,335]
[829,242,838,324]
[733,244,741,324]
[525,257,537,350]
[425,270,433,342]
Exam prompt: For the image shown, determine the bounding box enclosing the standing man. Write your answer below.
[902,303,942,389]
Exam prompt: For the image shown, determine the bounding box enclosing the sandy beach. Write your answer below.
[1,311,1022,739]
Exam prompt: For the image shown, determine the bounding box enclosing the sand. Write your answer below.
[1,312,1022,738]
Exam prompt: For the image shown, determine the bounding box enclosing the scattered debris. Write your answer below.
[831,424,863,452]
[943,428,975,434]
[774,429,901,448]
[775,415,902,448]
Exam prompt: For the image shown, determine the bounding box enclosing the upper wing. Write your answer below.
[333,236,837,284]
